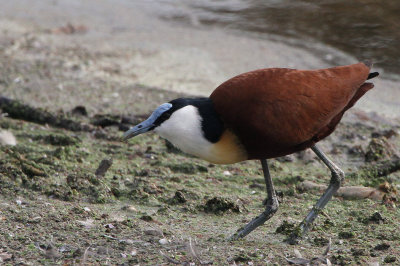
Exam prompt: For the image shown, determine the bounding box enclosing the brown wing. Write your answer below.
[210,63,373,159]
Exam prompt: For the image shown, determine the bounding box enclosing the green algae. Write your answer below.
[167,190,187,204]
[338,231,355,239]
[0,97,89,131]
[275,220,296,236]
[202,196,241,214]
[0,104,399,265]
[167,162,208,174]
[365,137,393,162]
[384,255,397,263]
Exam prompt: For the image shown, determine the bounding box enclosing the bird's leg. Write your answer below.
[288,144,344,244]
[229,159,279,240]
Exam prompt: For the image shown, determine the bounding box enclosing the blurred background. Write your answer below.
[1,2,399,264]
[0,0,399,117]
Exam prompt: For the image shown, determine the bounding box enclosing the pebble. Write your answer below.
[121,205,137,212]
[104,224,115,229]
[159,238,168,245]
[144,228,163,237]
[77,219,95,228]
[0,130,17,146]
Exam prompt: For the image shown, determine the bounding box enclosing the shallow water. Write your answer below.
[1,0,399,117]
[153,0,400,75]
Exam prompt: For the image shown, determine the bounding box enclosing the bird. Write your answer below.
[123,62,379,243]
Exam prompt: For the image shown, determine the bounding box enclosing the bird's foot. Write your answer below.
[228,199,279,241]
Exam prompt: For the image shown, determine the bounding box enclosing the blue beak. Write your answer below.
[122,102,172,141]
[122,121,154,140]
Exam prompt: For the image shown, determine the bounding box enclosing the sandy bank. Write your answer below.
[0,0,399,118]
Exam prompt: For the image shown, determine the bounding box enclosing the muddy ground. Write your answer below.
[1,18,400,266]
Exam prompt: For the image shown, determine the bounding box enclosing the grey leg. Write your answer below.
[288,144,345,244]
[229,159,279,240]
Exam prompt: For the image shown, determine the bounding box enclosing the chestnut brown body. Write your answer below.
[210,63,374,159]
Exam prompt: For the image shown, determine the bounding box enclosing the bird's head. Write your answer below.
[122,98,213,141]
[122,102,174,141]
[122,97,237,163]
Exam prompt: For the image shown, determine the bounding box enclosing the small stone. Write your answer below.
[223,171,231,176]
[119,239,134,244]
[31,216,42,223]
[84,207,91,212]
[159,238,168,245]
[0,130,17,146]
[104,224,114,229]
[121,205,137,212]
[144,228,163,237]
[77,219,95,228]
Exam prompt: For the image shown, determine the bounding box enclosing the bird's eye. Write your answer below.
[138,125,143,128]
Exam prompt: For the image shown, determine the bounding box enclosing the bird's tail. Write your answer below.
[363,60,379,80]
[367,72,379,80]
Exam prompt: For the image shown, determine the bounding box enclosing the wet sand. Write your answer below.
[0,0,399,118]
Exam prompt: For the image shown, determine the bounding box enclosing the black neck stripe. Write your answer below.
[169,97,225,143]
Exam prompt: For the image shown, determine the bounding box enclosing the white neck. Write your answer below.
[155,105,215,160]
[154,105,248,164]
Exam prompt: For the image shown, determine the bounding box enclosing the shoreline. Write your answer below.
[0,0,399,118]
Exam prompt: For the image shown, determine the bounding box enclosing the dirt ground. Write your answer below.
[1,5,400,266]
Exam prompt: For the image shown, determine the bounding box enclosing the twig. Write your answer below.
[103,235,118,240]
[348,159,400,180]
[187,238,199,260]
[95,158,113,177]
[186,238,212,265]
[0,96,92,132]
[323,238,331,256]
[80,245,91,266]
[286,238,332,265]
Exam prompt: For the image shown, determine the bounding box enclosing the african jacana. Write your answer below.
[123,62,379,243]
